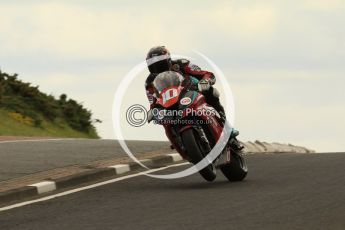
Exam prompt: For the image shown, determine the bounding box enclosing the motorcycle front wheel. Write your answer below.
[181,129,216,182]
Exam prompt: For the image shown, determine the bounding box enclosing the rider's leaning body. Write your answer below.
[145,46,226,120]
[144,46,241,153]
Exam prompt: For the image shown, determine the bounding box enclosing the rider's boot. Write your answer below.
[215,108,243,151]
[217,108,243,151]
[203,87,243,150]
[229,132,244,150]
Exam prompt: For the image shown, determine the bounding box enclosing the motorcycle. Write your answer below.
[149,71,247,182]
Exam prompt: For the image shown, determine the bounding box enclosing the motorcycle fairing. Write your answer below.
[156,86,183,108]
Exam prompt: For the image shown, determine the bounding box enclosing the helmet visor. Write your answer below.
[147,54,171,74]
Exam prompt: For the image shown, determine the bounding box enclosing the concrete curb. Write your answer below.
[0,153,184,206]
[0,142,314,206]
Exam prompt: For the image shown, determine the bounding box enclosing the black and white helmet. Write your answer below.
[146,46,172,74]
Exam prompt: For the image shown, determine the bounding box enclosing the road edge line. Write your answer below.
[0,153,184,207]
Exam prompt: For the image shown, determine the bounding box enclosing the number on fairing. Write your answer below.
[162,88,178,104]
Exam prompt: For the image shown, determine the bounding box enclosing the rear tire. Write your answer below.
[181,129,216,182]
[220,149,247,181]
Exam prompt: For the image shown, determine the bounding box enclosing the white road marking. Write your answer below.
[108,164,130,174]
[0,162,189,212]
[29,181,57,194]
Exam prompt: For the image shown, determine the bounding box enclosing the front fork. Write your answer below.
[164,124,212,161]
[165,123,241,166]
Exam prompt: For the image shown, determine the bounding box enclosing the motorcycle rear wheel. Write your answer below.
[220,149,247,181]
[181,129,216,182]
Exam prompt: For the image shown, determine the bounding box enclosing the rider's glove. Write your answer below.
[198,79,211,92]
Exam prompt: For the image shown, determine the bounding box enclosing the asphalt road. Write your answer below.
[0,139,169,181]
[0,152,344,230]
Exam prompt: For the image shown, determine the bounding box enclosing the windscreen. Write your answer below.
[153,71,183,93]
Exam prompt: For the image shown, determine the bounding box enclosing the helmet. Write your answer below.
[146,46,172,74]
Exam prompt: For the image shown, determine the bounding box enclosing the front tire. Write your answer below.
[181,129,216,182]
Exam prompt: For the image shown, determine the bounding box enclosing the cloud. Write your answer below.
[302,0,345,11]
[0,1,279,59]
[0,1,344,152]
[202,3,277,40]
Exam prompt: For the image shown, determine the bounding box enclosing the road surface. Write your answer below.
[0,152,344,230]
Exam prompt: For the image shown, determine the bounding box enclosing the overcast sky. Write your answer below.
[0,0,344,152]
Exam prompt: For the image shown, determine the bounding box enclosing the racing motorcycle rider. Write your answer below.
[144,46,242,149]
[145,46,227,120]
